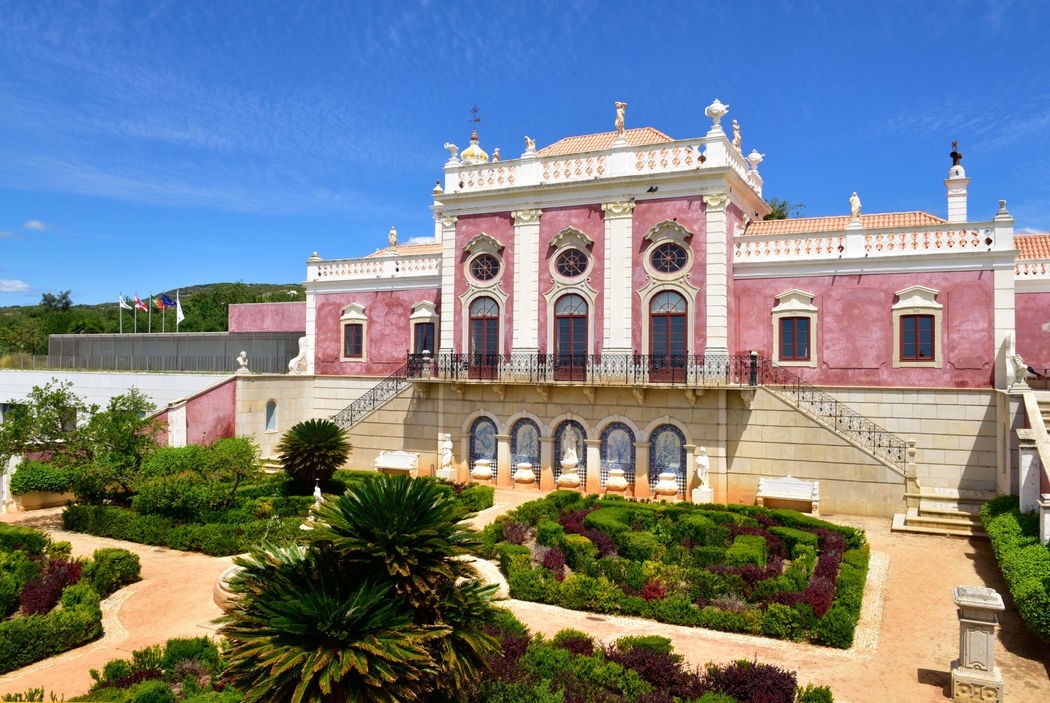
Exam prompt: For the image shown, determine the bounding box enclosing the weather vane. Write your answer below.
[470,105,481,135]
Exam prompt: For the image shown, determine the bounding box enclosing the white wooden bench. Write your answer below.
[374,450,420,475]
[756,475,820,515]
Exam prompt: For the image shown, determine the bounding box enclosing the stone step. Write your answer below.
[261,456,283,474]
[917,505,983,524]
[918,486,996,505]
[891,513,987,538]
[918,499,983,517]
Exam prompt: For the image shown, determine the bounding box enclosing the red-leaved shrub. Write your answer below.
[19,559,82,616]
[701,659,797,703]
[641,578,668,602]
[542,547,567,581]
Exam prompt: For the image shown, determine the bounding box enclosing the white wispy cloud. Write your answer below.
[22,219,49,230]
[0,231,25,239]
[405,236,436,245]
[0,279,31,292]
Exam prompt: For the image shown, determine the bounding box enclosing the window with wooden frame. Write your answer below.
[899,314,934,361]
[413,322,435,354]
[344,324,363,358]
[779,317,810,361]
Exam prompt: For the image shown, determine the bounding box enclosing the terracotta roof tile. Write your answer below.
[744,211,948,236]
[537,127,673,157]
[1015,234,1050,260]
[365,242,442,258]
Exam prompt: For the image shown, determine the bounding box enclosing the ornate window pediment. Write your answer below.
[462,233,504,257]
[892,285,941,311]
[773,289,818,314]
[409,300,438,323]
[340,302,366,322]
[549,226,594,251]
[643,219,694,245]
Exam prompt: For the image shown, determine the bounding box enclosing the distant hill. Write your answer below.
[0,282,306,354]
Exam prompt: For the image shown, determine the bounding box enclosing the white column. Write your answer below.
[511,209,542,355]
[601,201,636,354]
[704,193,730,356]
[945,172,969,224]
[992,202,1015,389]
[437,215,458,353]
[1018,434,1041,514]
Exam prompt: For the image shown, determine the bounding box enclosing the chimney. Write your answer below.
[945,141,969,223]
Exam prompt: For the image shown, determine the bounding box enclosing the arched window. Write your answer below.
[600,422,635,488]
[510,418,540,482]
[469,297,499,378]
[554,420,587,486]
[649,424,686,495]
[554,293,587,379]
[264,400,277,432]
[469,416,497,472]
[650,291,687,381]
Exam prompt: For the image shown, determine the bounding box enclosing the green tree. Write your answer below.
[39,290,72,313]
[0,317,47,355]
[221,474,500,702]
[0,381,88,467]
[74,389,165,499]
[764,197,806,220]
[277,419,351,485]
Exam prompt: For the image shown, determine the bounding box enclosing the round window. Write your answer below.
[470,254,500,281]
[555,249,588,278]
[650,242,687,273]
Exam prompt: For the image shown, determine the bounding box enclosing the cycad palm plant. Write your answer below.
[277,418,351,484]
[221,542,443,703]
[220,473,499,702]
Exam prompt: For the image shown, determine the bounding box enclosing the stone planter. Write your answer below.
[605,468,629,493]
[13,491,75,512]
[654,472,679,497]
[557,464,581,489]
[513,463,536,484]
[472,459,493,481]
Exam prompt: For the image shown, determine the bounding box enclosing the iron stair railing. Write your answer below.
[330,355,429,430]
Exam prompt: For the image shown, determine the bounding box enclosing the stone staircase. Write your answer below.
[892,486,991,538]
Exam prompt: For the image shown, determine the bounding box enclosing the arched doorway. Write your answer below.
[650,290,687,382]
[469,416,497,474]
[554,420,587,486]
[554,293,587,380]
[600,422,635,489]
[649,424,686,496]
[469,297,499,379]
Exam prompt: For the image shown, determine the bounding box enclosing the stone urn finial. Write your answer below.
[747,149,764,171]
[705,99,729,127]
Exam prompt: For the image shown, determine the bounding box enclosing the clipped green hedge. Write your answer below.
[84,548,142,597]
[63,504,304,556]
[0,523,50,556]
[0,583,103,675]
[724,534,767,567]
[9,460,73,495]
[981,495,1050,642]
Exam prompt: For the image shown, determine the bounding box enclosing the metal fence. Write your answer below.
[1,332,305,374]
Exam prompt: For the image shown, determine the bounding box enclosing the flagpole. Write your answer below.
[148,291,152,334]
[119,293,123,334]
[162,294,166,333]
[134,294,138,334]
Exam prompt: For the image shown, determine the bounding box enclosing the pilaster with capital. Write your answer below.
[703,194,730,356]
[585,439,602,494]
[511,209,542,354]
[437,215,459,353]
[602,200,636,354]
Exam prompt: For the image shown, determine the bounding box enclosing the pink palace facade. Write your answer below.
[182,100,1050,526]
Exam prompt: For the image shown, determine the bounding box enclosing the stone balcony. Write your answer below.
[306,251,441,284]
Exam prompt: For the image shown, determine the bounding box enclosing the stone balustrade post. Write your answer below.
[950,586,1005,703]
[905,439,920,511]
[1040,493,1050,546]
[1017,431,1040,514]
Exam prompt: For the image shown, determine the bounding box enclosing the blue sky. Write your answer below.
[1,0,1048,305]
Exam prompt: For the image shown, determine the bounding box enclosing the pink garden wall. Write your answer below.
[228,302,306,332]
[313,289,441,376]
[185,378,236,444]
[733,270,996,388]
[1015,292,1050,370]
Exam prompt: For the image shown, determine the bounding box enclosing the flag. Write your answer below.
[175,291,185,324]
[118,295,132,310]
[152,296,165,309]
[134,295,148,312]
[162,294,176,307]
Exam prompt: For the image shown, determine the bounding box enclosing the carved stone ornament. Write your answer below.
[511,209,542,225]
[705,98,729,126]
[235,351,250,374]
[549,226,594,251]
[703,193,729,211]
[524,136,536,152]
[605,468,629,492]
[747,150,764,171]
[615,101,627,134]
[462,232,503,256]
[436,214,459,230]
[850,191,862,220]
[288,335,313,375]
[601,200,636,218]
[443,142,459,160]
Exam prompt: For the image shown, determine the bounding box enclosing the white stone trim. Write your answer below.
[303,288,317,375]
[891,286,942,369]
[641,220,696,282]
[462,232,504,257]
[436,215,458,353]
[704,193,730,355]
[637,282,699,356]
[641,415,694,445]
[549,226,594,252]
[772,289,818,368]
[408,300,439,353]
[459,289,508,356]
[511,209,542,354]
[339,303,368,363]
[602,200,635,353]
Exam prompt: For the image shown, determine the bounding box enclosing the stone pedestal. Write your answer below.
[513,463,536,485]
[633,441,651,499]
[471,459,493,482]
[539,437,555,490]
[691,487,715,504]
[605,468,628,493]
[585,440,601,494]
[950,586,1005,703]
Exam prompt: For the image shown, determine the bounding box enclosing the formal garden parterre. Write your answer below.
[0,523,140,676]
[482,491,869,648]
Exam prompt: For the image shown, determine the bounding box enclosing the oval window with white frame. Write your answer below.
[469,254,500,282]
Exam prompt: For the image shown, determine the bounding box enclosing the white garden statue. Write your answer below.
[697,446,710,488]
[561,426,580,468]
